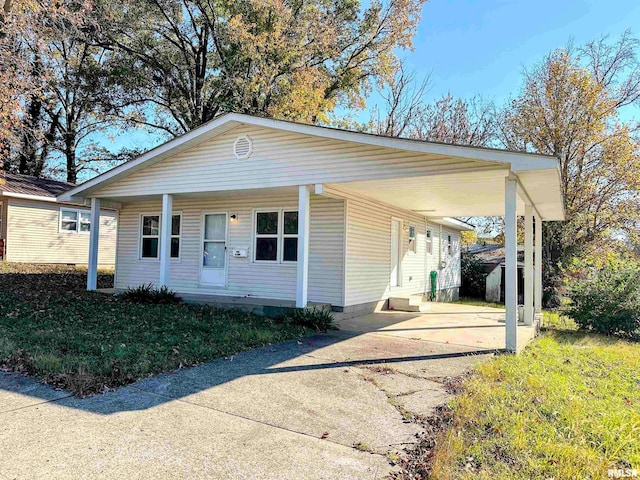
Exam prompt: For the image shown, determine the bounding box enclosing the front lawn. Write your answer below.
[0,264,312,396]
[420,329,640,479]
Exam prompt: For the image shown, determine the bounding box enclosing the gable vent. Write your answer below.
[233,135,253,159]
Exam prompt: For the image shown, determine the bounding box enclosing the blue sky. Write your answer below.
[410,0,640,103]
[102,0,640,166]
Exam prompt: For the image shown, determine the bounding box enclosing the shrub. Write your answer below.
[280,306,337,332]
[121,284,182,305]
[564,261,640,338]
[460,254,487,299]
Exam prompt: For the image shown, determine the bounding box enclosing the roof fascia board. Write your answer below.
[2,192,57,202]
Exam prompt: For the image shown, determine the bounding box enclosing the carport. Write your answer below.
[319,142,565,352]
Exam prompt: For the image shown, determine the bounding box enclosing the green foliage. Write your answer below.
[428,331,640,479]
[0,264,311,396]
[100,0,425,134]
[499,34,640,306]
[121,283,182,305]
[542,310,578,331]
[460,254,487,299]
[280,306,337,333]
[564,261,640,338]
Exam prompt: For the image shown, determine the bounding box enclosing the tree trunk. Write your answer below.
[65,133,77,184]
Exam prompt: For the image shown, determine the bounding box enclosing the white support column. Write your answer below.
[87,197,100,291]
[534,214,543,316]
[505,176,518,352]
[523,204,534,326]
[159,193,173,287]
[296,185,311,308]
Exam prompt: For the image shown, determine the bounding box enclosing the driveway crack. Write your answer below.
[0,393,74,416]
[128,385,389,459]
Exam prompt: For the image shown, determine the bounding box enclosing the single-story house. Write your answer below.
[466,244,525,303]
[59,113,565,351]
[0,172,117,265]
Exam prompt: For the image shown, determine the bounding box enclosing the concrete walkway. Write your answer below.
[0,304,527,479]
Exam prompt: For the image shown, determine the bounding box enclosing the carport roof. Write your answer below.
[58,113,565,221]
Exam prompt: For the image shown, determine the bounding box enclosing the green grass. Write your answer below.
[456,297,505,309]
[542,310,578,331]
[428,330,640,479]
[0,264,312,396]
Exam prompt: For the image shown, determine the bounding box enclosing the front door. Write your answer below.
[390,219,402,287]
[200,213,227,286]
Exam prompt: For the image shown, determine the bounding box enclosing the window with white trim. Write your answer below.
[426,228,433,254]
[254,209,298,263]
[408,225,416,253]
[140,213,181,259]
[282,211,298,262]
[60,207,91,233]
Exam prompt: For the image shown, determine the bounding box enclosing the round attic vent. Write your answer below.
[233,135,253,159]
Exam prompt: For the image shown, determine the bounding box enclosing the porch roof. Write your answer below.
[58,113,565,221]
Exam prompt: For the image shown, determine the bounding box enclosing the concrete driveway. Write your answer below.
[0,304,517,480]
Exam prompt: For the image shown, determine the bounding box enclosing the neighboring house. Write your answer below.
[59,113,565,348]
[466,244,525,303]
[0,173,117,265]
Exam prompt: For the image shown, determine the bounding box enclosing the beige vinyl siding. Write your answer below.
[114,193,345,305]
[5,198,117,264]
[344,193,432,306]
[93,124,493,198]
[308,196,345,305]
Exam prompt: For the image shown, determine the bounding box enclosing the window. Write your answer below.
[171,215,181,258]
[140,213,181,259]
[141,215,159,258]
[255,211,278,261]
[447,235,452,255]
[282,211,298,262]
[60,207,90,233]
[426,229,433,254]
[408,225,416,253]
[79,212,91,232]
[254,209,298,263]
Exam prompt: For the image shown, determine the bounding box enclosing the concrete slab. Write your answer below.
[0,385,387,480]
[0,372,71,414]
[393,390,452,418]
[362,371,444,397]
[0,301,519,479]
[337,302,536,351]
[135,345,421,453]
[301,330,491,380]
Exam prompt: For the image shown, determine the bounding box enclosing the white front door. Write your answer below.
[390,219,402,287]
[200,213,227,286]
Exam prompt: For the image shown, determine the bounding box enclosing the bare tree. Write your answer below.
[409,94,496,146]
[369,63,431,137]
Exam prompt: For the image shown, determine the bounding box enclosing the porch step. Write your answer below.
[388,295,431,313]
